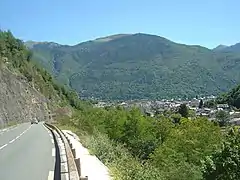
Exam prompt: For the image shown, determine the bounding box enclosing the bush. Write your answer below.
[76,131,164,180]
[202,129,240,180]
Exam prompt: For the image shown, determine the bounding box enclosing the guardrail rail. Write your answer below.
[44,123,88,180]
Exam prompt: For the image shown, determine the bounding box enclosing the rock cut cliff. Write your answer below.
[0,67,49,128]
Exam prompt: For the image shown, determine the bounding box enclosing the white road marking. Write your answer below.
[9,139,16,143]
[52,148,56,156]
[0,125,31,147]
[0,144,7,150]
[48,171,54,180]
[6,127,30,145]
[51,139,54,144]
[42,124,55,139]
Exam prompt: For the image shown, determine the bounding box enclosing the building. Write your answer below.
[229,118,240,125]
[217,104,229,110]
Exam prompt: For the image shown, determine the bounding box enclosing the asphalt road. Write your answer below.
[0,122,55,180]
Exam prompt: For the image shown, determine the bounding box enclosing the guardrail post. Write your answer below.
[66,137,70,143]
[75,158,81,176]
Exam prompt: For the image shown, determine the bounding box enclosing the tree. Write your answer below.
[198,99,203,108]
[204,100,216,108]
[26,50,33,62]
[151,117,221,180]
[202,130,240,180]
[216,85,240,109]
[170,113,182,123]
[178,104,189,118]
[216,110,230,127]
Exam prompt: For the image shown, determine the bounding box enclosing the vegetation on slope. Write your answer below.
[216,84,240,109]
[29,33,240,100]
[0,30,89,110]
[202,129,240,180]
[58,103,240,180]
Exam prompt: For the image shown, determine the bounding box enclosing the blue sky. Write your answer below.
[0,0,238,48]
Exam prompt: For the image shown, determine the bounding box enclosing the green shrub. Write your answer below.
[78,131,164,180]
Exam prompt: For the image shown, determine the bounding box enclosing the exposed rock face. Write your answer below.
[0,68,49,128]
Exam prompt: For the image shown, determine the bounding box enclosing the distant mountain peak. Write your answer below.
[93,34,132,42]
[25,41,60,49]
[227,43,240,51]
[213,44,228,51]
[213,43,240,52]
[25,41,42,48]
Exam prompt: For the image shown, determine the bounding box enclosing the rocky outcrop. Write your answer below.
[0,67,49,128]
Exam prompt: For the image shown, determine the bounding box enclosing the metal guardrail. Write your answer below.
[45,123,88,180]
[44,123,62,180]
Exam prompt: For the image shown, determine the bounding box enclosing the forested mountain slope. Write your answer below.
[217,83,240,109]
[27,33,240,100]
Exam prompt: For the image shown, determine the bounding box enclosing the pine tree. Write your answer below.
[178,104,189,118]
[199,99,203,108]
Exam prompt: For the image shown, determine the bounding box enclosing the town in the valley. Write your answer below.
[94,95,240,125]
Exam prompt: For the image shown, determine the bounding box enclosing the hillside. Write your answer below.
[0,30,89,126]
[224,43,240,52]
[27,33,240,100]
[217,84,240,109]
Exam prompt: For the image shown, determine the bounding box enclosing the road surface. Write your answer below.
[0,122,55,180]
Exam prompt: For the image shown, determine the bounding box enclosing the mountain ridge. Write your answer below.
[25,33,240,52]
[26,33,215,49]
[27,33,240,100]
[224,43,240,52]
[213,45,228,51]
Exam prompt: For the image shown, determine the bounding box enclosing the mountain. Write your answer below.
[93,34,132,42]
[213,45,228,51]
[27,33,240,100]
[224,43,240,52]
[213,43,240,53]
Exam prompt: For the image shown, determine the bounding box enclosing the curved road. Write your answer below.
[0,122,55,180]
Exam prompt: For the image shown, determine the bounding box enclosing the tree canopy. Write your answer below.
[178,104,189,118]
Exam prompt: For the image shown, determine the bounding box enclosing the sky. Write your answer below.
[0,0,239,48]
